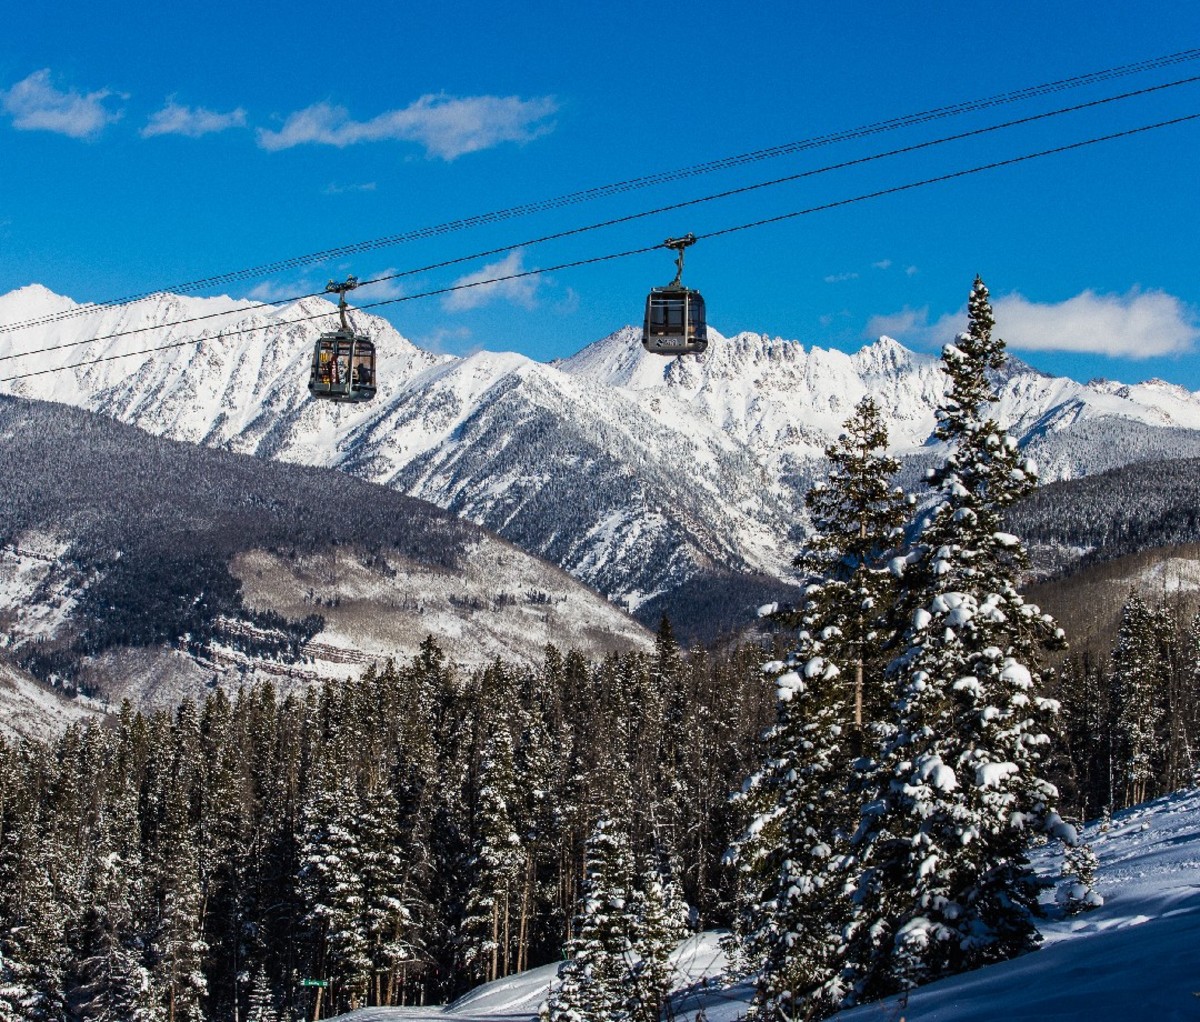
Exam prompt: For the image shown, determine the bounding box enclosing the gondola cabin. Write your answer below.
[308,330,376,402]
[642,286,707,356]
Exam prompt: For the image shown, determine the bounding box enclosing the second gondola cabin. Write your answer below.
[641,234,708,356]
[642,285,707,355]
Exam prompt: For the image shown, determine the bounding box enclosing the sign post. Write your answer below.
[300,979,328,1021]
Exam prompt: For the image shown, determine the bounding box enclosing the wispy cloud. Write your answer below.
[244,278,315,303]
[324,181,378,195]
[554,287,580,316]
[824,271,859,284]
[360,271,407,302]
[417,326,475,355]
[257,92,559,160]
[1,69,122,139]
[142,100,246,138]
[872,259,893,270]
[865,306,933,344]
[865,288,1200,358]
[443,250,540,311]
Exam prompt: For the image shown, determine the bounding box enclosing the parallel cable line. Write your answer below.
[3,76,1197,366]
[4,110,1196,385]
[3,46,1198,335]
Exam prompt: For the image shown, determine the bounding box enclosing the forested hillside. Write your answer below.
[0,631,775,1020]
[0,395,651,702]
[1009,455,1200,576]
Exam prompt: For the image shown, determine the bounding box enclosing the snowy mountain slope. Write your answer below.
[0,655,100,741]
[327,788,1200,1022]
[0,395,650,710]
[8,285,1200,636]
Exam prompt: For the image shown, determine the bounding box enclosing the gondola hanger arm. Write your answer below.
[325,275,360,331]
[662,234,696,287]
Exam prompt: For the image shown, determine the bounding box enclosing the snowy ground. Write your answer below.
[335,788,1200,1022]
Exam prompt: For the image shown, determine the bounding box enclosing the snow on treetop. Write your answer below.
[999,660,1033,690]
[803,656,838,681]
[775,671,803,702]
[915,754,958,792]
[975,762,1019,788]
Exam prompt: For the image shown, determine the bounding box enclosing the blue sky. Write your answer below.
[2,1,1199,386]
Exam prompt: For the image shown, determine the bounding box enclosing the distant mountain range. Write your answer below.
[0,395,650,710]
[7,284,1200,638]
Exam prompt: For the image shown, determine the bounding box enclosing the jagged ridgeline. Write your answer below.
[0,394,478,679]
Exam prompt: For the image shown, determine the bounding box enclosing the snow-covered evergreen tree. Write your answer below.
[462,663,527,985]
[143,704,208,1022]
[728,395,906,1018]
[729,636,859,1019]
[297,768,371,1009]
[544,813,637,1022]
[628,853,689,1022]
[244,966,278,1022]
[1057,838,1102,915]
[791,395,907,731]
[0,749,68,1022]
[71,820,159,1022]
[848,277,1068,998]
[1110,594,1168,806]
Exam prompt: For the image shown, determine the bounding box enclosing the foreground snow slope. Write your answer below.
[333,788,1200,1022]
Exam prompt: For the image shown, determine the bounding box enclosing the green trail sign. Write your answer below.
[300,979,328,988]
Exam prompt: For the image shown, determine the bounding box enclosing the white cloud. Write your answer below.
[872,259,892,270]
[1,69,122,139]
[257,92,558,160]
[993,289,1199,358]
[865,288,1200,359]
[142,100,246,138]
[824,271,859,284]
[418,326,475,355]
[554,287,580,316]
[360,271,407,302]
[865,306,935,345]
[443,250,540,311]
[906,265,919,277]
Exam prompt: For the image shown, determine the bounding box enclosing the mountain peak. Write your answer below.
[0,283,80,321]
[556,326,677,389]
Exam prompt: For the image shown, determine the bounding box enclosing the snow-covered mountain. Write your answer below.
[7,284,1200,634]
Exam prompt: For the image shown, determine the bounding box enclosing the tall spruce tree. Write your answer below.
[730,396,905,1019]
[0,747,68,1022]
[462,662,528,985]
[848,277,1068,999]
[730,644,859,1019]
[794,395,907,731]
[628,852,689,1022]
